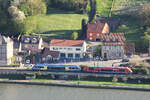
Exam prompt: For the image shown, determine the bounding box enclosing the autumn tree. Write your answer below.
[71,32,79,40]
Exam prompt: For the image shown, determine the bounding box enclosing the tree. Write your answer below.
[81,18,87,39]
[18,0,47,16]
[94,45,101,57]
[8,6,26,22]
[138,3,150,25]
[71,32,79,40]
[11,16,37,35]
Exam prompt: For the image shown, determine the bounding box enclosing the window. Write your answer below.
[90,33,92,36]
[60,53,66,58]
[24,38,30,43]
[68,53,73,58]
[76,48,81,51]
[75,54,80,58]
[119,69,125,72]
[101,69,113,72]
[68,48,72,50]
[89,67,94,70]
[53,47,58,50]
[32,45,35,48]
[32,38,38,43]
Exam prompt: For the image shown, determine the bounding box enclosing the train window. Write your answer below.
[101,69,113,72]
[35,66,44,68]
[69,67,76,69]
[119,69,125,72]
[50,67,65,70]
[89,67,94,70]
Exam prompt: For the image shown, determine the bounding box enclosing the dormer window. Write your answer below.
[24,38,30,43]
[32,38,37,43]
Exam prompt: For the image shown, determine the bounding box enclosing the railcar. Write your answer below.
[83,66,132,74]
[32,64,81,71]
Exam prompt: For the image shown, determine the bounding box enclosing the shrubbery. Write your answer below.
[131,67,150,75]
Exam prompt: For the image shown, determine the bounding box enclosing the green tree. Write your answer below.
[81,18,87,39]
[71,32,79,40]
[94,44,101,57]
[18,0,47,16]
[11,16,37,35]
[138,3,150,25]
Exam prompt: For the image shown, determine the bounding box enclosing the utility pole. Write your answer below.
[148,40,150,56]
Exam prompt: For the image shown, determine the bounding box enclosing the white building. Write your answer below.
[101,42,124,59]
[49,39,86,59]
[0,35,13,65]
[101,33,125,59]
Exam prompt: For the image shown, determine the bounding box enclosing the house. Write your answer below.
[49,39,86,59]
[0,35,13,65]
[101,33,125,59]
[20,36,43,55]
[86,22,109,41]
[102,42,125,60]
[42,48,59,63]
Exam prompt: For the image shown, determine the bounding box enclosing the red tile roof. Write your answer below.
[101,33,125,46]
[42,48,59,58]
[99,33,125,42]
[103,42,124,46]
[87,22,105,33]
[50,39,84,47]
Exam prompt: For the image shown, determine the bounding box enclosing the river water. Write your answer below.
[0,84,149,100]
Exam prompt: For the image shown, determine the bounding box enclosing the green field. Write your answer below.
[112,0,149,15]
[34,8,88,39]
[96,0,113,17]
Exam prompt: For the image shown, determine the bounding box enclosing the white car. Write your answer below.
[26,60,30,64]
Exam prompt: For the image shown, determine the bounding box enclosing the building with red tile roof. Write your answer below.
[49,39,86,59]
[86,22,110,41]
[101,33,126,60]
[42,48,59,62]
[50,39,84,47]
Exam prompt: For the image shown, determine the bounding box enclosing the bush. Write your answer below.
[131,67,150,75]
[71,32,79,40]
[112,77,118,82]
[80,65,87,71]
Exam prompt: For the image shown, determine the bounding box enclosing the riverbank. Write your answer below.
[0,79,150,91]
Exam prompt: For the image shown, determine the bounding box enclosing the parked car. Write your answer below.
[122,58,129,62]
[26,59,30,64]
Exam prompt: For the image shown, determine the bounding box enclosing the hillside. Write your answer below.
[96,0,113,17]
[112,0,149,15]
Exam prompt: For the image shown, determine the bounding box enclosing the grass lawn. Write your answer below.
[73,80,150,87]
[34,8,88,39]
[28,79,150,87]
